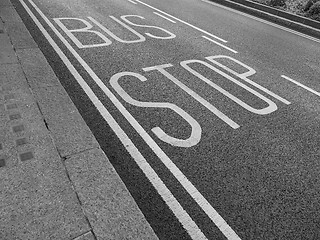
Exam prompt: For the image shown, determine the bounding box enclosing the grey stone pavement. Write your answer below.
[0,0,159,239]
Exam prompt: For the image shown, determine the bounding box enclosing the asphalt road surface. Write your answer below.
[12,0,320,239]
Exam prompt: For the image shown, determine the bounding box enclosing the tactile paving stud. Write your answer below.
[0,159,5,167]
[6,103,18,110]
[16,138,27,146]
[19,152,34,162]
[9,113,22,121]
[12,125,25,133]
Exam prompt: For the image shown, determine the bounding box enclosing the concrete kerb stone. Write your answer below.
[31,84,100,158]
[65,148,159,240]
[0,3,37,49]
[0,33,18,64]
[17,48,62,88]
[208,0,320,39]
[4,21,38,49]
[0,6,23,23]
[15,47,99,158]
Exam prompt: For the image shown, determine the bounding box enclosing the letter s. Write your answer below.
[120,15,176,40]
[110,72,201,147]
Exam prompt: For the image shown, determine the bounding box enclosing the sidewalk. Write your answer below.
[0,0,158,239]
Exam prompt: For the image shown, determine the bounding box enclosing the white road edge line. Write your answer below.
[200,0,320,44]
[21,0,242,239]
[19,0,207,239]
[127,0,137,4]
[281,75,320,97]
[153,12,176,23]
[135,0,228,43]
[202,35,238,53]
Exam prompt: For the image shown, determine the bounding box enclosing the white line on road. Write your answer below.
[20,0,208,239]
[153,12,176,23]
[207,56,291,105]
[21,0,243,239]
[127,0,137,4]
[135,0,228,43]
[281,75,320,97]
[143,64,240,129]
[200,0,320,44]
[202,35,238,53]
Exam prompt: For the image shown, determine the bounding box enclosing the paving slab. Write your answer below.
[65,148,159,240]
[4,21,37,49]
[0,68,91,239]
[32,85,99,157]
[0,136,91,240]
[0,34,18,64]
[73,231,96,240]
[17,48,61,88]
[0,6,22,23]
[0,64,29,91]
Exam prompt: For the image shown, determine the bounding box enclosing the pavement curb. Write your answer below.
[207,0,320,39]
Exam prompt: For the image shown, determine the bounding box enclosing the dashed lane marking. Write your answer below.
[281,75,320,97]
[135,0,228,43]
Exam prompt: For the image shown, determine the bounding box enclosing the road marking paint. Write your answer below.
[200,0,320,44]
[22,0,241,239]
[281,75,320,97]
[127,0,137,4]
[20,0,207,239]
[143,64,240,129]
[134,0,228,43]
[90,16,146,43]
[120,15,176,40]
[181,59,278,115]
[207,56,291,105]
[53,17,113,48]
[202,35,238,53]
[110,71,202,148]
[153,12,176,23]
